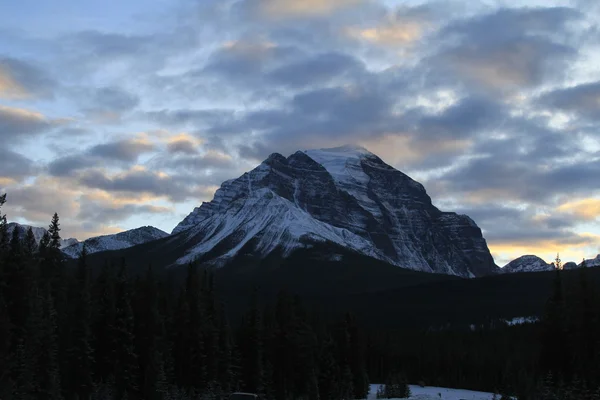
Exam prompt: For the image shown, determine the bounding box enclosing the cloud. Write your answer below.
[48,136,156,176]
[257,0,364,18]
[0,149,37,183]
[88,137,154,161]
[345,5,435,46]
[78,167,196,201]
[167,134,200,154]
[0,57,55,99]
[539,81,600,119]
[267,51,364,87]
[77,194,172,224]
[0,105,66,143]
[433,7,581,92]
[558,198,600,220]
[79,86,140,122]
[47,154,96,177]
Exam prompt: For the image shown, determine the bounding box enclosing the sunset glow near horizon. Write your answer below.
[1,0,599,267]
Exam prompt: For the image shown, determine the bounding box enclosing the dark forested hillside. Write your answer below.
[1,197,600,399]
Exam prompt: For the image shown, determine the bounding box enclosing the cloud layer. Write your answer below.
[1,0,599,265]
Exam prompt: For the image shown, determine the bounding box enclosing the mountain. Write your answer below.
[563,261,578,270]
[7,222,79,249]
[501,255,554,273]
[172,145,498,277]
[582,254,600,268]
[62,226,169,258]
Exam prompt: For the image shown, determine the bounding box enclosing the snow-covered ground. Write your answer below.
[367,384,496,400]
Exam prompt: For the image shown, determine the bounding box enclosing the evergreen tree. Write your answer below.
[68,245,94,399]
[540,267,570,381]
[0,290,13,399]
[48,213,61,250]
[134,265,167,400]
[91,261,117,383]
[114,260,139,399]
[0,193,8,253]
[29,283,63,400]
[237,291,265,396]
[23,227,37,257]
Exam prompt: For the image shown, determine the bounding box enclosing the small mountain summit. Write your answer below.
[62,226,169,258]
[172,145,498,277]
[7,222,78,249]
[502,255,554,273]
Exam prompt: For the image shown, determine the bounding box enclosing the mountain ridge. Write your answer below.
[172,145,498,277]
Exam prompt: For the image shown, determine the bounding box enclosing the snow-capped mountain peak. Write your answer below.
[501,255,554,273]
[581,254,600,268]
[171,145,498,277]
[62,226,169,258]
[7,222,78,249]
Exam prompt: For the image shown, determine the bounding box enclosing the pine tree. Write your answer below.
[134,265,167,400]
[238,291,265,396]
[114,260,139,399]
[540,267,570,381]
[68,245,94,399]
[0,193,8,254]
[30,283,63,399]
[91,261,117,383]
[0,289,13,399]
[48,213,61,250]
[23,227,37,258]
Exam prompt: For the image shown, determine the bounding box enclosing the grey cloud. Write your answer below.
[78,169,194,201]
[167,139,198,154]
[415,96,507,140]
[79,86,140,122]
[454,203,591,247]
[159,153,235,171]
[432,7,580,91]
[77,198,171,224]
[267,52,364,87]
[0,57,55,99]
[88,138,154,162]
[539,81,600,119]
[47,138,155,177]
[47,154,94,177]
[0,105,64,143]
[432,147,600,204]
[146,109,236,128]
[0,149,37,181]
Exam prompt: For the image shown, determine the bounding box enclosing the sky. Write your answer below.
[0,0,599,266]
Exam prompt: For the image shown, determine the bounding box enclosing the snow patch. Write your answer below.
[367,384,497,400]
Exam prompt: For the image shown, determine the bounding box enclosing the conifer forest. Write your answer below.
[1,194,600,399]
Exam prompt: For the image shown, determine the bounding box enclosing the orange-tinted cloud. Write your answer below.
[346,20,426,46]
[0,68,29,99]
[490,232,600,266]
[260,0,363,17]
[557,198,600,220]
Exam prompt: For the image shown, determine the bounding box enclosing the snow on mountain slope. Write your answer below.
[7,222,78,249]
[62,226,168,258]
[172,145,498,277]
[581,254,600,268]
[501,255,554,273]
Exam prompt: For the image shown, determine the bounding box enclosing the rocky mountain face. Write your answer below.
[62,226,169,258]
[173,145,498,277]
[7,222,79,249]
[501,255,554,273]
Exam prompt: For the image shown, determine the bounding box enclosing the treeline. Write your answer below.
[0,196,372,399]
[2,193,600,400]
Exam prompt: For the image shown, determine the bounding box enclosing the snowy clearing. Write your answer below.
[367,384,496,400]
